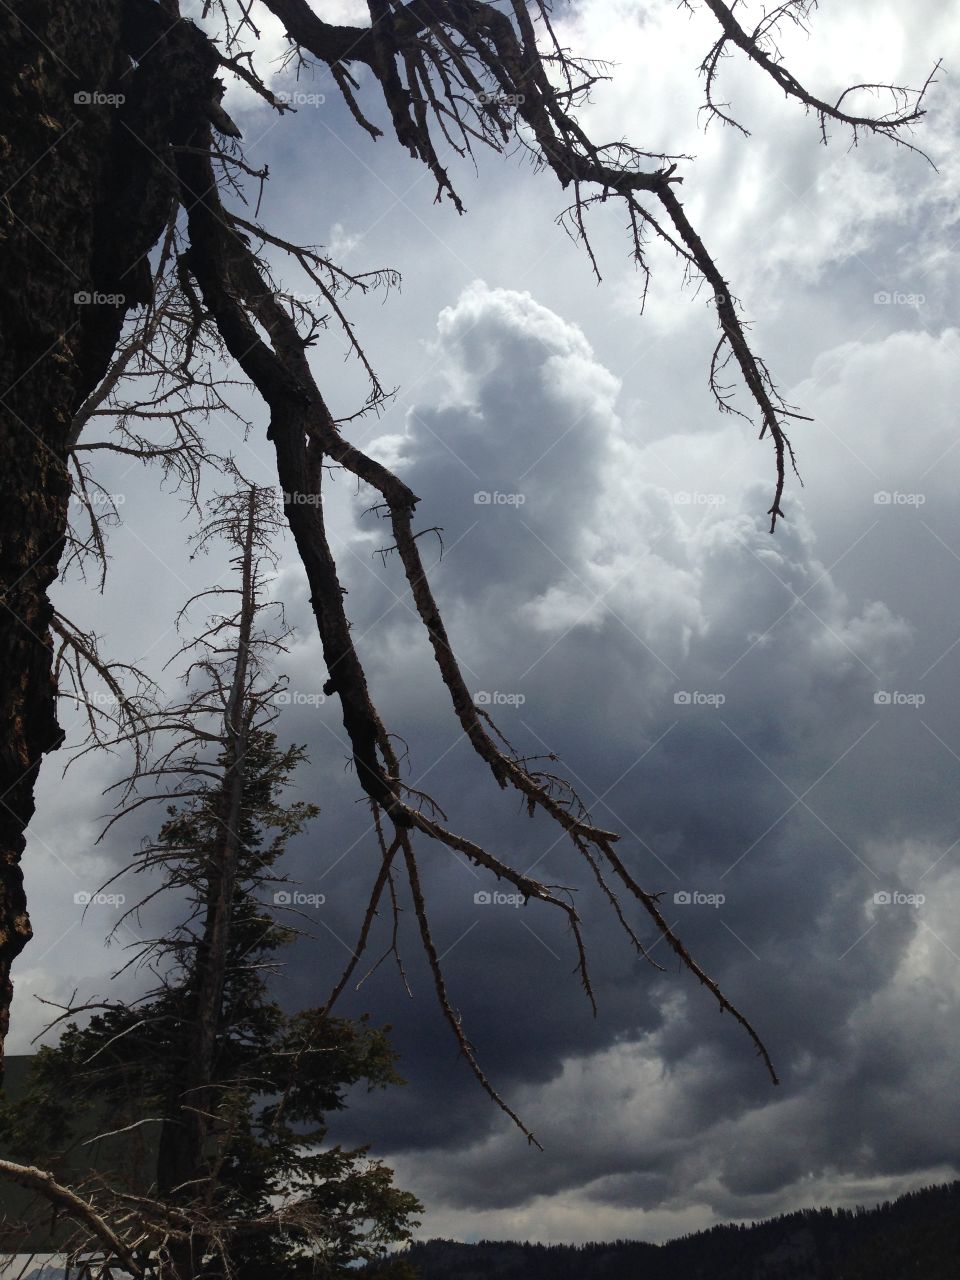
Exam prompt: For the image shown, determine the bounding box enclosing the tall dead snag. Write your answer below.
[88,486,292,1225]
[0,485,420,1278]
[0,0,937,1088]
[153,487,265,1260]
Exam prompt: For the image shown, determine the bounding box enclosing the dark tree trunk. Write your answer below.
[0,0,220,1062]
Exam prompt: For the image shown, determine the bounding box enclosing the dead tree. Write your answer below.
[0,486,420,1279]
[0,0,937,1069]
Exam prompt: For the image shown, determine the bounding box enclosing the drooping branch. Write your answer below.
[0,1159,145,1279]
[49,611,159,777]
[169,102,778,1143]
[655,184,806,530]
[694,0,940,149]
[238,0,934,524]
[11,0,924,1123]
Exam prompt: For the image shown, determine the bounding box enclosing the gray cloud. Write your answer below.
[306,271,960,1233]
[15,0,960,1249]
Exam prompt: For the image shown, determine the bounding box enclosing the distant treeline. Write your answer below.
[365,1180,960,1279]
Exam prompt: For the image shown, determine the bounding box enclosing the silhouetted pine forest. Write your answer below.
[366,1180,960,1279]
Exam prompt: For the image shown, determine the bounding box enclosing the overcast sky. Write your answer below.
[15,0,960,1250]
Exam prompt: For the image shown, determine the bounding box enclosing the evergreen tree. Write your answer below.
[0,487,421,1278]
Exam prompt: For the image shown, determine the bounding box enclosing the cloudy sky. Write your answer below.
[15,0,960,1250]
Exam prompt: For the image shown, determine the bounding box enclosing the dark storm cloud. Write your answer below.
[251,0,960,1242]
[269,279,960,1235]
[16,0,960,1248]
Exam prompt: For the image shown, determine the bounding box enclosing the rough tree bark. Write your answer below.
[0,0,127,1056]
[0,0,221,1062]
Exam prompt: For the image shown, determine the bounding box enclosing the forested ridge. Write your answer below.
[367,1181,960,1279]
